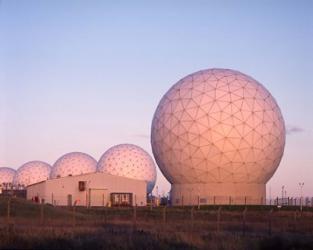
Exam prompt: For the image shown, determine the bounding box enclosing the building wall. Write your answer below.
[27,172,147,206]
[170,183,266,205]
[27,181,46,201]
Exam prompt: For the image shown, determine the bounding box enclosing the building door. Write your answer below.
[67,194,72,207]
[89,189,108,207]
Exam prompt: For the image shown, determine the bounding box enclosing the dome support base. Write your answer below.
[170,183,266,206]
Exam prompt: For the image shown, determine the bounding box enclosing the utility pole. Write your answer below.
[299,182,304,211]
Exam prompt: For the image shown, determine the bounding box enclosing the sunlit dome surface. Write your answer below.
[13,161,51,187]
[50,152,97,178]
[151,68,285,185]
[97,144,157,193]
[0,167,16,185]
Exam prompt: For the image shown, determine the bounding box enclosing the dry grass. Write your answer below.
[1,197,313,249]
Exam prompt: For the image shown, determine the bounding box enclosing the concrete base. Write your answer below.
[170,183,266,206]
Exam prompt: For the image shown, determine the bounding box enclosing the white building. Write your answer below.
[27,172,147,207]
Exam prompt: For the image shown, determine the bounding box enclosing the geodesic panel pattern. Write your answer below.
[13,161,51,187]
[97,144,157,193]
[50,152,97,178]
[0,167,16,185]
[151,68,285,184]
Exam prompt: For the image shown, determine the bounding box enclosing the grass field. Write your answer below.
[1,197,313,249]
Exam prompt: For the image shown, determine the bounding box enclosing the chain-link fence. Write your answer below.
[1,196,313,238]
[167,194,313,207]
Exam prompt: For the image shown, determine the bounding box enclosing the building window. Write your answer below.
[78,181,86,191]
[200,198,207,204]
[110,193,133,206]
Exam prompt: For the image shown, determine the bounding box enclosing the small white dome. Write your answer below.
[97,144,157,193]
[50,152,97,178]
[14,161,51,187]
[0,167,16,186]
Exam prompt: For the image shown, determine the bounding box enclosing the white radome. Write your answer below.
[97,144,157,193]
[50,152,97,179]
[14,161,51,187]
[0,167,16,186]
[151,68,285,205]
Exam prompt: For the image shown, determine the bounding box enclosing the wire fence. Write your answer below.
[1,197,313,238]
[266,197,313,206]
[28,193,148,207]
[167,195,313,207]
[27,193,313,208]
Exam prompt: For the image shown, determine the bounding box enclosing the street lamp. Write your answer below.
[299,182,304,211]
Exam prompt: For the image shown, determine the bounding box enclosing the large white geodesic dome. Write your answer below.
[151,68,285,204]
[50,152,97,179]
[97,144,157,193]
[13,161,51,187]
[0,167,16,186]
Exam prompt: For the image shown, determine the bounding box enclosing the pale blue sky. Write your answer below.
[0,0,312,197]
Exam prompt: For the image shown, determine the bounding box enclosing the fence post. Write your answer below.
[104,206,108,225]
[7,197,11,224]
[293,210,297,232]
[242,207,247,236]
[72,204,76,227]
[133,204,137,230]
[40,200,44,225]
[197,195,200,210]
[190,206,194,240]
[268,209,273,236]
[86,191,88,207]
[191,206,194,231]
[163,206,166,225]
[217,206,222,233]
